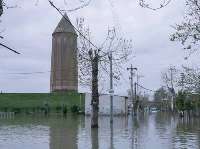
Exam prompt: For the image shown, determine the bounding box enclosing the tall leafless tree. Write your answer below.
[77,18,132,128]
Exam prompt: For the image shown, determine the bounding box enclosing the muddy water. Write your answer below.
[0,113,199,149]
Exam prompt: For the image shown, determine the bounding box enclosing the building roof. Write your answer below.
[53,13,77,35]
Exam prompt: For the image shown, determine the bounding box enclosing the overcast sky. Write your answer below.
[0,0,199,95]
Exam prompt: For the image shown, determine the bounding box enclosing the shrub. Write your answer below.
[3,107,8,112]
[62,105,68,115]
[11,108,21,114]
[70,105,80,114]
[176,91,186,111]
[56,105,62,113]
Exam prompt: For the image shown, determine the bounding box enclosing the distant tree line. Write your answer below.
[154,66,200,117]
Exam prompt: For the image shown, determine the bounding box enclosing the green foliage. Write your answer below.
[70,105,80,114]
[56,105,62,112]
[176,91,187,111]
[10,107,21,114]
[198,100,200,108]
[175,91,199,111]
[62,105,68,115]
[154,87,168,101]
[0,93,85,113]
[3,107,8,112]
[185,100,192,110]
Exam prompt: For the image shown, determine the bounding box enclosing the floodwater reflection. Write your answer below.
[0,113,199,149]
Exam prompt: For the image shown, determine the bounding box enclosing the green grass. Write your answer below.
[0,92,85,113]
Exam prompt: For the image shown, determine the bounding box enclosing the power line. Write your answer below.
[7,71,50,75]
[0,43,20,54]
[136,83,156,92]
[0,68,71,76]
[1,67,83,75]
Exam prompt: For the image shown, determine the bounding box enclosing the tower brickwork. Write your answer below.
[50,14,78,92]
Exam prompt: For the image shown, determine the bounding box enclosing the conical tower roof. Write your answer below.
[53,13,77,35]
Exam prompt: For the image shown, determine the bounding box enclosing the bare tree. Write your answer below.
[170,0,200,59]
[162,65,200,94]
[0,0,91,54]
[0,0,20,54]
[48,0,174,13]
[36,0,92,12]
[161,66,179,111]
[77,18,132,128]
[139,0,172,10]
[161,66,179,94]
[0,0,17,17]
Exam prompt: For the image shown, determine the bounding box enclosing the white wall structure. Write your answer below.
[85,93,128,116]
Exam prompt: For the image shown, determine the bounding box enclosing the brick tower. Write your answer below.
[50,14,78,92]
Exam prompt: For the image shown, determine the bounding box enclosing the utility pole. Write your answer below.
[127,64,137,116]
[134,82,137,116]
[169,66,176,112]
[109,52,114,124]
[108,28,115,124]
[169,67,174,90]
[180,73,184,91]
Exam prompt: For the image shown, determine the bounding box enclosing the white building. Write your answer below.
[84,93,129,116]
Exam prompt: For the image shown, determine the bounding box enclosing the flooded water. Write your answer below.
[0,113,199,149]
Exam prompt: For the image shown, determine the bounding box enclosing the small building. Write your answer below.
[85,93,129,116]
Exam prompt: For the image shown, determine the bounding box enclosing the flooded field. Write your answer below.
[0,113,199,149]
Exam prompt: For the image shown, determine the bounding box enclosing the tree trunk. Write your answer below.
[91,127,99,149]
[91,54,99,128]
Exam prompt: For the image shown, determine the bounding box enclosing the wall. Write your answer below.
[85,93,128,116]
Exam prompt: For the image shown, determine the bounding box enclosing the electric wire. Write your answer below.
[136,83,156,92]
